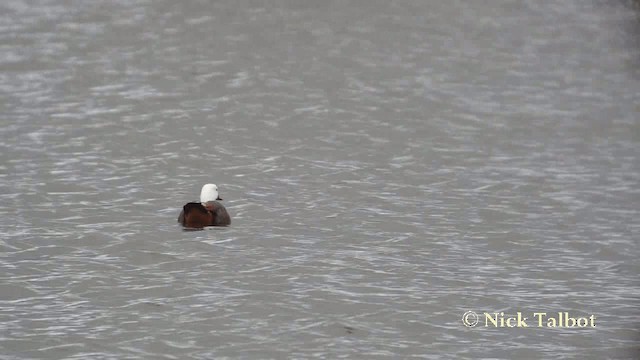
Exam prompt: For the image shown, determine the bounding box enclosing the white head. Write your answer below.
[200,183,222,203]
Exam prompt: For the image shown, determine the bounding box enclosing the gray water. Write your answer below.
[1,0,639,359]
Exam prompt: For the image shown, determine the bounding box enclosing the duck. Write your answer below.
[178,184,231,228]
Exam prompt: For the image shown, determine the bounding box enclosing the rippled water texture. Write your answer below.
[1,0,639,358]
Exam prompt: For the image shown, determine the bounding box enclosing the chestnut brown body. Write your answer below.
[178,201,231,228]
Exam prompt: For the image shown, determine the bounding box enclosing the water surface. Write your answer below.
[1,0,639,358]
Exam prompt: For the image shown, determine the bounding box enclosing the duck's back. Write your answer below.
[178,201,231,227]
[179,203,212,228]
[206,201,231,226]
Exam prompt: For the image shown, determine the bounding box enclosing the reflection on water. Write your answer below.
[1,0,639,358]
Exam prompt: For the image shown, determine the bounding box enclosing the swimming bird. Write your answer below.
[178,184,231,228]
